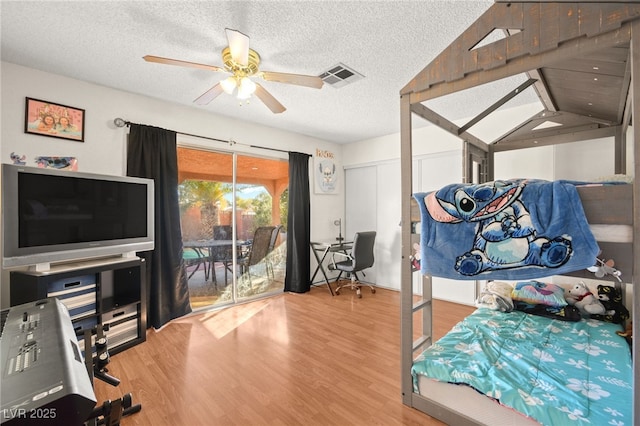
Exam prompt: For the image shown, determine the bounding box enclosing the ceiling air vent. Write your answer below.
[319,63,364,88]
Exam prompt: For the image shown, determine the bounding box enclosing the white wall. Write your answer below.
[553,137,616,180]
[494,146,555,181]
[494,137,618,181]
[0,61,345,307]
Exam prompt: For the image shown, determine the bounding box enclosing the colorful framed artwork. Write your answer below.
[24,97,85,142]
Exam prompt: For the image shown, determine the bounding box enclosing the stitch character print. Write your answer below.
[425,180,572,276]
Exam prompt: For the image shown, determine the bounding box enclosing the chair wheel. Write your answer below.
[371,289,376,294]
[335,290,340,295]
[358,293,362,298]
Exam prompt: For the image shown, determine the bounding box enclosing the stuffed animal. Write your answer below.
[590,284,630,324]
[616,322,632,346]
[565,282,606,317]
[10,152,26,165]
[410,242,421,271]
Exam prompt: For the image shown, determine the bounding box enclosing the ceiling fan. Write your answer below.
[143,28,323,114]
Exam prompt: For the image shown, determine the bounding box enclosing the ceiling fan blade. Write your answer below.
[260,71,324,89]
[143,55,224,72]
[194,83,224,105]
[225,28,250,66]
[254,83,286,114]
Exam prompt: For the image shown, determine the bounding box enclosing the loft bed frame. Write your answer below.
[400,2,640,425]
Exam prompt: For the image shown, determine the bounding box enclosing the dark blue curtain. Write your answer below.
[127,124,191,329]
[284,152,311,293]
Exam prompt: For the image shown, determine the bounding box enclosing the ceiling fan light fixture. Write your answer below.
[237,77,257,99]
[221,76,237,95]
[145,28,318,114]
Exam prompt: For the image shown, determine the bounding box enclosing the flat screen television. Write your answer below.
[2,163,154,270]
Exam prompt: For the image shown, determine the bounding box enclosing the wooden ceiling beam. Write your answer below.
[410,103,488,151]
[458,78,537,134]
[408,24,632,104]
[491,125,616,152]
[402,2,640,101]
[527,68,557,111]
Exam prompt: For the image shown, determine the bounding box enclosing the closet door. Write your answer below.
[374,162,401,290]
[345,165,378,285]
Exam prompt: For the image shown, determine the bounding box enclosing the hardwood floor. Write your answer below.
[94,285,476,425]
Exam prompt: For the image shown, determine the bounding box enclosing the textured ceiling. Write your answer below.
[1,0,539,144]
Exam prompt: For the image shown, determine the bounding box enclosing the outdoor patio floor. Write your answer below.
[186,257,285,309]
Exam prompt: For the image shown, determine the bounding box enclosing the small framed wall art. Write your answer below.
[314,148,339,194]
[24,97,85,142]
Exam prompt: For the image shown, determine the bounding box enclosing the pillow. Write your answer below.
[476,281,514,312]
[511,281,567,307]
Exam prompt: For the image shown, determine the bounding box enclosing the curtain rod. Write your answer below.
[113,118,289,154]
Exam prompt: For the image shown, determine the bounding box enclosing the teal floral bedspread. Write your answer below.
[412,309,632,425]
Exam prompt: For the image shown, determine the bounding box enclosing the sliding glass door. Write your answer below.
[177,147,288,310]
[234,154,288,300]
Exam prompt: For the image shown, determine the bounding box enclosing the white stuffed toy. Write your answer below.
[565,282,606,316]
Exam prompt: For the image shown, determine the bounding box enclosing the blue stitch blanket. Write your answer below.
[413,179,599,280]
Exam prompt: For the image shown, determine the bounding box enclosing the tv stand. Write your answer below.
[10,257,146,356]
[29,262,51,273]
[27,255,141,276]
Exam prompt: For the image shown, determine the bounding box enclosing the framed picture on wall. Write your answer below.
[24,97,85,142]
[315,156,339,194]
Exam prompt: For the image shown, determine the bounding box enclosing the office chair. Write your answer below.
[330,231,376,298]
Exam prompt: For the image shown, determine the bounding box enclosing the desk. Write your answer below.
[184,240,249,284]
[185,239,248,250]
[310,240,352,295]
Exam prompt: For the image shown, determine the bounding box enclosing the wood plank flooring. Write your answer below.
[94,285,476,425]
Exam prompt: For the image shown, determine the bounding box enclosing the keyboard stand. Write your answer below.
[83,324,142,426]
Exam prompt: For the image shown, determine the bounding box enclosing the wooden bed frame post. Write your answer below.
[486,144,495,182]
[463,142,490,184]
[614,125,626,175]
[462,141,469,184]
[630,18,639,423]
[400,93,415,406]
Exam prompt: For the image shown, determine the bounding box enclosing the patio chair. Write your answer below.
[238,226,276,287]
[266,225,282,280]
[210,225,234,285]
[183,246,210,281]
